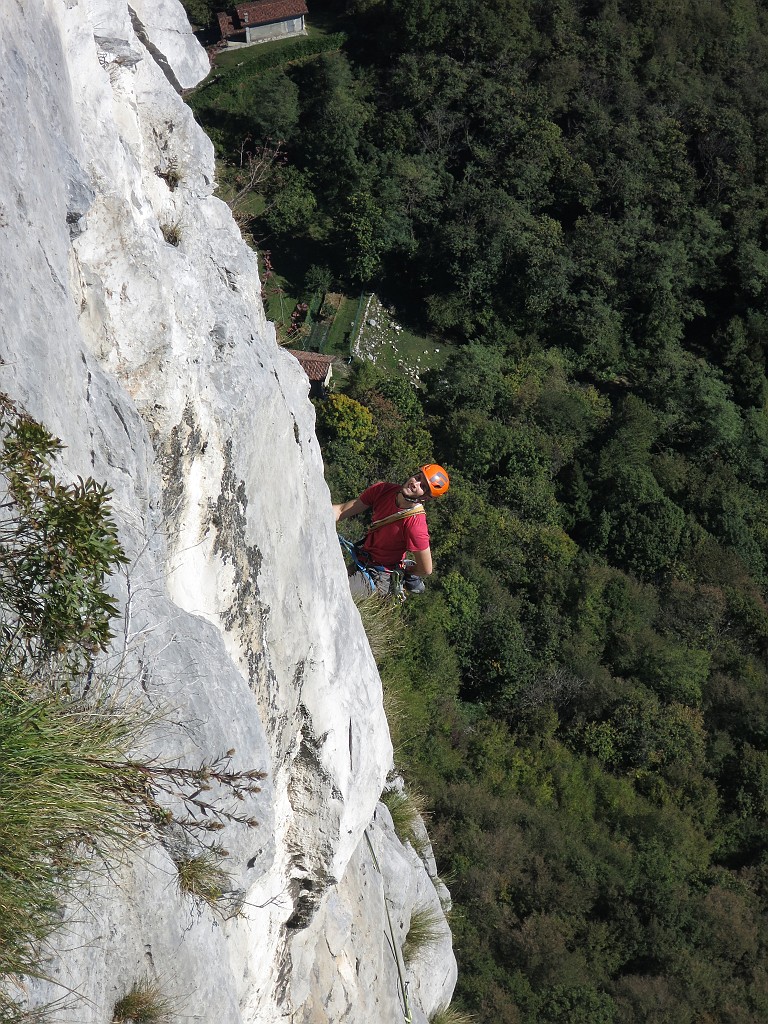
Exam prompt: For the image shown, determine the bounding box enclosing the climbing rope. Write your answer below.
[338,535,379,593]
[364,828,412,1024]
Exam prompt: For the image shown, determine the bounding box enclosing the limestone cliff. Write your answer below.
[0,1,457,1020]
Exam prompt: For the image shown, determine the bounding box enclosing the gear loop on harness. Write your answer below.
[338,535,407,602]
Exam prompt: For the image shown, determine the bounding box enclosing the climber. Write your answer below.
[333,465,450,597]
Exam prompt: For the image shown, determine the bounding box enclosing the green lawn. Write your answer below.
[325,295,362,356]
[214,34,308,71]
[259,259,300,340]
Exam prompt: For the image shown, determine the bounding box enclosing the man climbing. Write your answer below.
[333,464,450,596]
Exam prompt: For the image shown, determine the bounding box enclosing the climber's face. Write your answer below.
[401,471,429,502]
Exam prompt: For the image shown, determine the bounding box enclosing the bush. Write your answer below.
[0,396,127,667]
[112,978,174,1024]
[315,393,375,450]
[402,900,444,966]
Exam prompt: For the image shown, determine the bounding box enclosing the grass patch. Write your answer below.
[201,32,346,81]
[172,848,232,911]
[402,900,444,966]
[431,871,455,915]
[326,295,361,356]
[160,221,182,247]
[0,684,150,980]
[380,786,430,856]
[429,1007,477,1024]
[352,294,450,382]
[112,978,174,1024]
[0,996,59,1024]
[262,274,301,342]
[380,669,406,741]
[352,589,404,666]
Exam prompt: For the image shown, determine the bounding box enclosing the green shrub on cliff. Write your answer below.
[0,398,262,1018]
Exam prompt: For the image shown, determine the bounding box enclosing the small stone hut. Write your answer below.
[217,0,308,45]
[288,350,334,397]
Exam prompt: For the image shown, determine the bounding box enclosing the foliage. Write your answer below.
[314,392,375,450]
[112,978,174,1024]
[193,1,768,1020]
[177,0,217,29]
[402,900,445,966]
[0,398,127,667]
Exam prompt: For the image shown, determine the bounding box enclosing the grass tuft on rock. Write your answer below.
[351,589,404,665]
[429,1006,477,1024]
[402,900,444,966]
[380,786,430,856]
[112,977,174,1024]
[0,683,149,980]
[172,848,232,909]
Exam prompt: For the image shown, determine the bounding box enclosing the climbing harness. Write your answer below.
[338,535,408,602]
[364,828,412,1024]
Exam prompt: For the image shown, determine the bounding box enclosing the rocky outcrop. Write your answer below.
[0,1,456,1021]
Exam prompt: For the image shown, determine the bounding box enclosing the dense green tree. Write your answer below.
[295,52,373,205]
[193,1,768,1018]
[239,70,301,141]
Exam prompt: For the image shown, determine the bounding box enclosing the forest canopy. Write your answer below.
[191,1,768,1020]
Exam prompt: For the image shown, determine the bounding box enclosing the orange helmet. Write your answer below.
[421,464,450,497]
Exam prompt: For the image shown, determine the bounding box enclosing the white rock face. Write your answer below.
[0,1,456,1022]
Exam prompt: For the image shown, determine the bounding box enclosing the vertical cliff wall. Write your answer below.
[0,1,456,1021]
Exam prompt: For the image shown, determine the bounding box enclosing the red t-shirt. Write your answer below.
[359,482,430,569]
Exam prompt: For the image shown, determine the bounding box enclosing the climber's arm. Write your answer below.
[410,546,433,577]
[333,498,369,523]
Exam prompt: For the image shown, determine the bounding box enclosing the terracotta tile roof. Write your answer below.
[288,350,334,382]
[234,0,308,27]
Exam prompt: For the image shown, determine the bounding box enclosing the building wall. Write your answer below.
[245,16,305,42]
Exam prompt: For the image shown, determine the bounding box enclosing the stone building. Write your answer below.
[217,0,308,45]
[288,349,334,397]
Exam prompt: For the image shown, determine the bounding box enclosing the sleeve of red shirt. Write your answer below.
[359,482,386,506]
[404,514,430,552]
